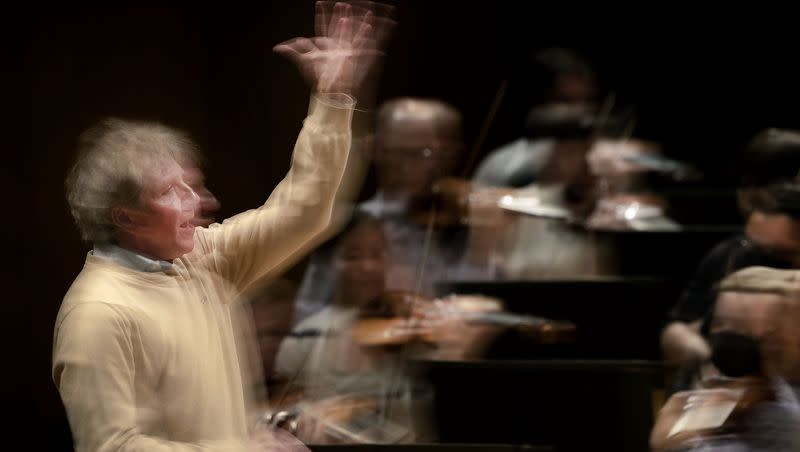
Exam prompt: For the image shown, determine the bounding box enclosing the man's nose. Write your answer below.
[179,183,200,211]
[201,190,221,212]
[361,258,385,274]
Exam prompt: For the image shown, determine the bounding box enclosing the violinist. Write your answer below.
[583,137,682,231]
[476,102,620,278]
[473,47,598,188]
[471,101,687,277]
[651,266,800,451]
[662,129,800,390]
[293,98,478,326]
[275,213,393,389]
[274,213,421,443]
[273,212,501,443]
[363,98,479,292]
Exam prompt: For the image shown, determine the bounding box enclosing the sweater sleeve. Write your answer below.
[193,94,357,297]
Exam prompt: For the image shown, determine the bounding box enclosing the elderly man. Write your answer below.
[52,3,391,451]
[292,97,468,324]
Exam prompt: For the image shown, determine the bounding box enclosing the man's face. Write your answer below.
[552,74,597,104]
[746,211,800,267]
[335,222,387,307]
[182,165,220,227]
[376,118,463,198]
[121,159,199,260]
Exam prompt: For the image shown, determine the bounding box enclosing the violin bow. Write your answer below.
[375,81,512,427]
[461,79,509,178]
[414,78,510,297]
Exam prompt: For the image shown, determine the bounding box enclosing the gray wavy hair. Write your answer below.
[65,118,198,243]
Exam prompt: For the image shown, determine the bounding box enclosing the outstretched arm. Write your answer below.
[194,2,393,296]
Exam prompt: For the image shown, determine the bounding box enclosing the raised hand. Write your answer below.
[274,1,394,98]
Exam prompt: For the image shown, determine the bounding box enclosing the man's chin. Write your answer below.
[176,240,195,258]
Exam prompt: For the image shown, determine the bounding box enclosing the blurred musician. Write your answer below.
[652,266,800,451]
[662,129,800,386]
[273,213,502,444]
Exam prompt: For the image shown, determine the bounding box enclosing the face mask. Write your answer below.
[710,331,763,378]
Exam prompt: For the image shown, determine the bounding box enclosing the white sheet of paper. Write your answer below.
[668,400,738,438]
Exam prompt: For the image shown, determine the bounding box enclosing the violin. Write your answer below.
[405,177,516,228]
[352,290,576,348]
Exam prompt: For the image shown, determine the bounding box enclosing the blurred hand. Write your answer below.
[274,1,395,98]
[661,321,711,365]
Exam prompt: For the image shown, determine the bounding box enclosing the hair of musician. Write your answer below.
[375,98,462,139]
[65,117,199,243]
[738,128,800,187]
[314,210,384,257]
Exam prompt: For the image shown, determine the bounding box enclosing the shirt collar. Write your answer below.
[92,243,175,273]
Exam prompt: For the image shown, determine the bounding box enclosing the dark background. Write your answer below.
[5,2,800,449]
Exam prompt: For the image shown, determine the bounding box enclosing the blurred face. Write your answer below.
[548,139,592,184]
[745,211,800,267]
[335,222,387,308]
[182,165,220,227]
[376,118,463,199]
[117,159,199,260]
[551,74,596,104]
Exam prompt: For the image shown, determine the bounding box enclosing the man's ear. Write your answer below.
[111,206,141,232]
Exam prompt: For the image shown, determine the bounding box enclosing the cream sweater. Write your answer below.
[53,96,354,452]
